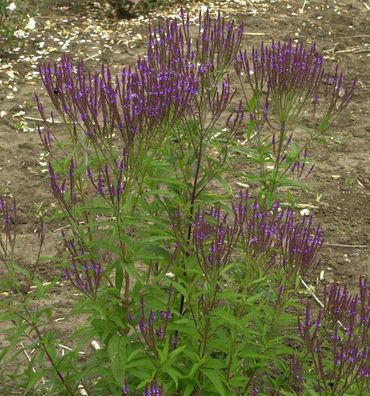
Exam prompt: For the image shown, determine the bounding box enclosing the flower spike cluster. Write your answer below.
[277,208,323,275]
[235,191,281,259]
[128,287,173,358]
[87,151,128,208]
[38,54,197,151]
[235,39,356,128]
[146,9,243,133]
[186,191,323,279]
[63,234,102,299]
[232,191,323,276]
[147,8,244,75]
[298,278,370,394]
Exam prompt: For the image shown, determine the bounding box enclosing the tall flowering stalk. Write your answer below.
[37,23,200,307]
[141,10,245,321]
[190,205,242,363]
[298,278,370,394]
[234,39,356,202]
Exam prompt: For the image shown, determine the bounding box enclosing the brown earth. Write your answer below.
[0,0,369,386]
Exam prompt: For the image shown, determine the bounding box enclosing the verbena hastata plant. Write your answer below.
[0,8,367,396]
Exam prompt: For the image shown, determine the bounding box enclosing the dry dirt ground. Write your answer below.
[0,0,369,378]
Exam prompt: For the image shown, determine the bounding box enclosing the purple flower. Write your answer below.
[142,380,164,396]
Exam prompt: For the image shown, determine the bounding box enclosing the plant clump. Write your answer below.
[0,8,366,396]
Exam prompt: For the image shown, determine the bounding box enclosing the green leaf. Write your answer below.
[246,120,255,140]
[125,356,155,372]
[190,361,203,378]
[168,345,187,361]
[0,311,19,322]
[163,367,182,389]
[184,383,195,396]
[0,324,27,361]
[168,319,197,338]
[201,368,227,396]
[247,95,257,112]
[204,358,227,370]
[211,308,244,330]
[170,281,189,301]
[25,370,46,391]
[159,337,170,364]
[108,334,128,385]
[127,348,143,363]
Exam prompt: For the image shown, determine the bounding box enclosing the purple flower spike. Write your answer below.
[193,204,241,278]
[250,376,259,396]
[63,236,102,299]
[87,152,128,208]
[236,190,281,260]
[142,380,164,396]
[0,196,17,263]
[135,291,173,353]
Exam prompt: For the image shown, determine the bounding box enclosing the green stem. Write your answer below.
[179,135,204,317]
[268,120,287,198]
